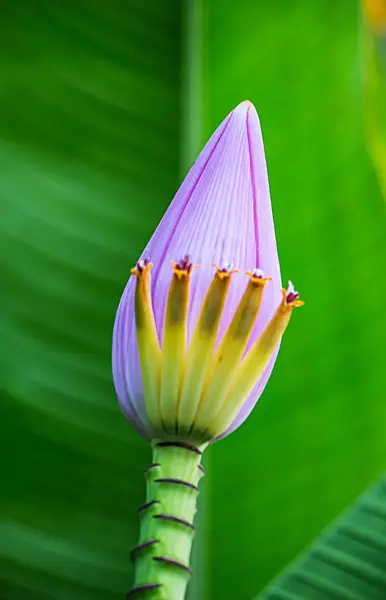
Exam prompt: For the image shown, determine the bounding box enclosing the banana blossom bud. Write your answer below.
[112,101,304,600]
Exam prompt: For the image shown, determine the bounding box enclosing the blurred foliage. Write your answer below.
[0,1,181,598]
[258,473,386,599]
[0,1,386,600]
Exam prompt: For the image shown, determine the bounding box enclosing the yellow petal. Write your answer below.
[209,289,303,436]
[193,272,270,434]
[159,260,194,433]
[177,266,236,435]
[132,261,162,428]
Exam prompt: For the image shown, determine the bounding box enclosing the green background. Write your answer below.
[1,1,385,599]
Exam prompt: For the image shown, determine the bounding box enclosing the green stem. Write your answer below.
[128,441,206,600]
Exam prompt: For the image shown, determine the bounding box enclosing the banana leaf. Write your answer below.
[256,474,386,600]
[1,2,386,600]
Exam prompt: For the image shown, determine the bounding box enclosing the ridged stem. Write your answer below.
[128,441,206,600]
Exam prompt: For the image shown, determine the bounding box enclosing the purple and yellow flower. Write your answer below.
[113,100,303,444]
[113,101,303,600]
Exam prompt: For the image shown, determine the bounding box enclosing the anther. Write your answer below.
[176,255,193,272]
[170,255,199,279]
[137,258,150,273]
[219,262,233,272]
[253,267,264,278]
[245,267,272,285]
[131,258,152,277]
[286,280,303,305]
[212,263,239,279]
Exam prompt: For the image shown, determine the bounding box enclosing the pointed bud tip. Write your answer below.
[230,101,261,137]
[239,99,253,108]
[233,100,258,119]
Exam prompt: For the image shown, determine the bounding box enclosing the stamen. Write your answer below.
[131,258,151,276]
[160,257,195,432]
[213,262,239,280]
[208,284,304,436]
[133,258,303,440]
[193,269,271,434]
[171,255,199,280]
[132,260,162,428]
[219,262,233,271]
[286,280,303,305]
[249,267,265,279]
[177,265,235,431]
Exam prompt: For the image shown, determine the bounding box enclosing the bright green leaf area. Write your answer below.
[204,2,386,598]
[363,21,386,198]
[1,1,386,600]
[257,473,386,599]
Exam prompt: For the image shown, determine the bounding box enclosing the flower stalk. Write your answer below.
[129,442,205,600]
